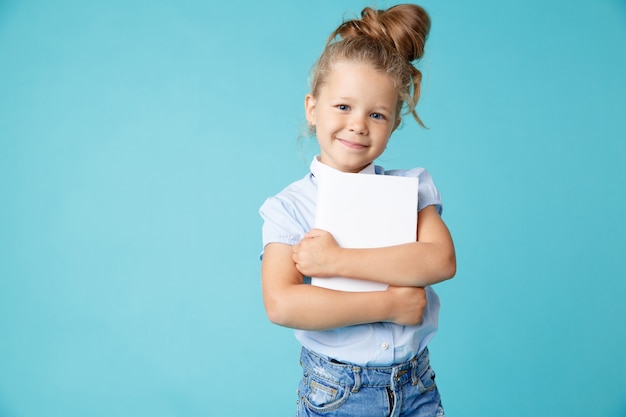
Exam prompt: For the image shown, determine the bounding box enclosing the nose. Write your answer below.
[348,114,368,135]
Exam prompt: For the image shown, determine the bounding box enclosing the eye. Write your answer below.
[336,104,350,111]
[370,112,386,120]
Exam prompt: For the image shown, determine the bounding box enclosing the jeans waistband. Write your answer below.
[299,347,431,392]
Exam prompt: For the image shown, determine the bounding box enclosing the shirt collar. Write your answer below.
[310,156,376,179]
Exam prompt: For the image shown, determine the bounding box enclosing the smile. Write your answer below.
[337,138,368,150]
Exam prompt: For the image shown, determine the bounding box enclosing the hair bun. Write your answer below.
[332,4,430,62]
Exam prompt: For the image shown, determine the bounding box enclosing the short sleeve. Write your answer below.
[385,167,443,215]
[259,196,308,248]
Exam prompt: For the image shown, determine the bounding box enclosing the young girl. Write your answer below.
[259,4,455,416]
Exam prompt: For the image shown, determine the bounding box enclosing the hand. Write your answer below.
[292,229,341,277]
[385,286,427,326]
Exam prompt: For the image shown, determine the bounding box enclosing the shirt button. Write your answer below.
[380,342,389,350]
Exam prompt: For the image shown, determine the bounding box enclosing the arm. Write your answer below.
[261,242,427,330]
[292,205,456,287]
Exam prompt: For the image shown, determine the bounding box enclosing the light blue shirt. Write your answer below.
[259,157,443,366]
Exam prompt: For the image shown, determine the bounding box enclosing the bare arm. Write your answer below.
[261,242,427,330]
[292,205,456,287]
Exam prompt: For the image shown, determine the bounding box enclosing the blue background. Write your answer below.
[1,0,625,416]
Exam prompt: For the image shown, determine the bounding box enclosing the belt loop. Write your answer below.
[410,356,419,386]
[351,366,362,393]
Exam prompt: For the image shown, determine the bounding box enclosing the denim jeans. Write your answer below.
[297,347,444,417]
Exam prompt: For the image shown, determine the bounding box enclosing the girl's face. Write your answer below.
[305,61,400,173]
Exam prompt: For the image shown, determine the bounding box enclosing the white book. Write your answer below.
[311,170,419,292]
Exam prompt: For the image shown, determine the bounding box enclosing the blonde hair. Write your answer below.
[310,4,431,126]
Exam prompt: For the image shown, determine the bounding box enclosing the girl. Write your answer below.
[259,4,455,416]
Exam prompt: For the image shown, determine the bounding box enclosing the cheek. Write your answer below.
[375,126,394,143]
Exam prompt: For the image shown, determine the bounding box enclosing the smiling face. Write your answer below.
[305,60,400,173]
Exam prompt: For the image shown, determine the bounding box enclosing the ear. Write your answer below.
[304,94,317,126]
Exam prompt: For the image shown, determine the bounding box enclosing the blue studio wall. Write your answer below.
[1,0,625,416]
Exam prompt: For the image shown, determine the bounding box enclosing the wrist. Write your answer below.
[330,247,347,277]
[379,288,395,323]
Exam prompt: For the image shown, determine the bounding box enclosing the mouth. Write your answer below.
[337,138,368,150]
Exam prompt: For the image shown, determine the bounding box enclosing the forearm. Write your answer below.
[264,283,394,331]
[294,205,456,287]
[333,241,456,287]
